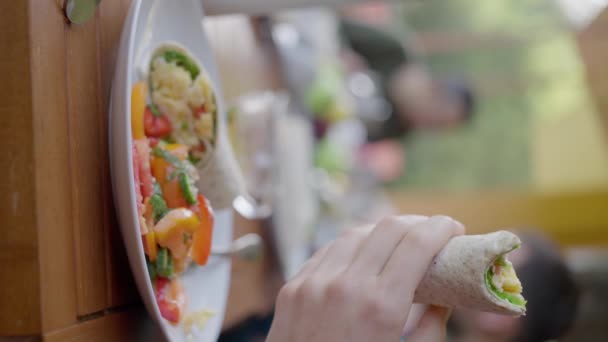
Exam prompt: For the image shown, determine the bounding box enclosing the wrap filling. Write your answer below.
[485,254,526,307]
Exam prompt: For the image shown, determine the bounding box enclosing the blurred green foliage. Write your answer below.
[392,0,589,190]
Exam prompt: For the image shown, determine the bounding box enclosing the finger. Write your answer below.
[403,304,428,336]
[314,225,373,276]
[282,226,371,303]
[406,306,452,342]
[379,215,464,307]
[272,244,331,333]
[288,244,331,284]
[347,215,428,276]
[272,226,371,340]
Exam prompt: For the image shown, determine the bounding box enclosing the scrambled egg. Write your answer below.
[492,260,522,294]
[490,256,525,306]
[149,54,216,150]
[184,309,215,339]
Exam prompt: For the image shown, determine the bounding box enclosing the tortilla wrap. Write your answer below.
[148,42,246,209]
[413,230,525,316]
[196,126,247,209]
[149,42,217,155]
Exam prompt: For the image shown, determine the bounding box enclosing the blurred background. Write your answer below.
[204,0,608,340]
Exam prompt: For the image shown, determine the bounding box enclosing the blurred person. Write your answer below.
[339,14,474,183]
[448,231,579,342]
[339,18,475,142]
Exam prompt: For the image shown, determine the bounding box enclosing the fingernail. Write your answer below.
[397,215,429,225]
[429,305,452,323]
[429,215,464,232]
[428,215,453,226]
[442,307,453,323]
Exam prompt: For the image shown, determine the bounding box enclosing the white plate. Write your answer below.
[109,0,232,341]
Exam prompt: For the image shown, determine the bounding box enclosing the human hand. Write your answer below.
[267,215,464,342]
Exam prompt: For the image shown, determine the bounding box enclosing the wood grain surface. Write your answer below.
[1,1,283,338]
[43,307,161,342]
[0,0,40,335]
[65,8,109,316]
[30,0,78,333]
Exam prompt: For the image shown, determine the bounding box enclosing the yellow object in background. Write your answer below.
[131,82,147,139]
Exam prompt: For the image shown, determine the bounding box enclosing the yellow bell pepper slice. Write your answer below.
[131,82,147,139]
[153,208,200,259]
[165,144,189,160]
[144,232,158,261]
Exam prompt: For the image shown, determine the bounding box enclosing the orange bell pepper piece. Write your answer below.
[151,156,169,183]
[150,145,192,208]
[162,179,189,209]
[192,194,214,266]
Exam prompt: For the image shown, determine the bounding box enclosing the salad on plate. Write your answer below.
[130,43,218,324]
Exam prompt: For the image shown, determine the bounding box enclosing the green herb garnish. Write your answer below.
[163,50,200,80]
[152,147,182,168]
[147,259,157,281]
[188,153,201,165]
[149,103,162,117]
[178,171,197,205]
[150,193,169,222]
[160,136,176,144]
[156,248,174,278]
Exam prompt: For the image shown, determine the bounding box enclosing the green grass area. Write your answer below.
[390,0,586,191]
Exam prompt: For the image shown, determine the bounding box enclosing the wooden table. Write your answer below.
[1,1,282,340]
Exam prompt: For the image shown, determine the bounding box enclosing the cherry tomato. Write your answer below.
[148,137,160,148]
[192,143,207,154]
[193,105,207,119]
[144,106,172,138]
[155,278,185,324]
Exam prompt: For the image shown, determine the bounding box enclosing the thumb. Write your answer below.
[406,305,452,342]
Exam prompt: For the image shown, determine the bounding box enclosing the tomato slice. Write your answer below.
[133,145,142,210]
[149,137,160,148]
[192,143,207,154]
[132,145,147,235]
[191,194,214,266]
[134,139,154,198]
[144,106,172,138]
[193,105,207,119]
[155,278,185,324]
